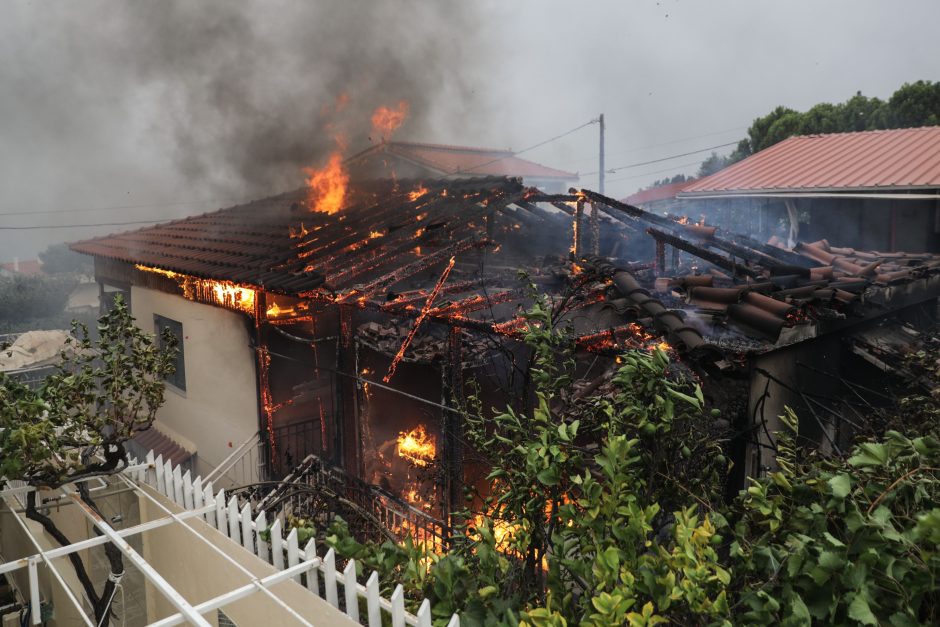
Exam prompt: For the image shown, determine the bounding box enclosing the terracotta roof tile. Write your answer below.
[681,126,940,194]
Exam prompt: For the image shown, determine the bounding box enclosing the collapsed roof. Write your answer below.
[71,177,940,365]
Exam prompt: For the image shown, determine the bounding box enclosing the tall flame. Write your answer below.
[397,425,436,467]
[303,152,349,215]
[372,101,409,141]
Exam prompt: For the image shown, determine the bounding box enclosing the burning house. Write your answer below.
[70,174,940,543]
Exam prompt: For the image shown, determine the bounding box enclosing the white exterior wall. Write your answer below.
[131,286,259,478]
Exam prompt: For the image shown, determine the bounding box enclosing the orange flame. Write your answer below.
[303,152,349,215]
[371,100,409,141]
[408,185,429,201]
[397,425,436,467]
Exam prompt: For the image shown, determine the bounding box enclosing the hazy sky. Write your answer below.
[1,0,938,260]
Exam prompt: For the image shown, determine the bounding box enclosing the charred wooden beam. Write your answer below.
[571,187,678,230]
[339,237,491,300]
[646,227,761,279]
[589,201,600,255]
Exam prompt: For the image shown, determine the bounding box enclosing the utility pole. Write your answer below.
[598,113,606,195]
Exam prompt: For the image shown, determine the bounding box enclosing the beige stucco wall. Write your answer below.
[138,486,354,626]
[0,492,92,625]
[131,286,259,478]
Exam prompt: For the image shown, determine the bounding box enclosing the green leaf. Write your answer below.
[828,474,852,499]
[847,592,878,626]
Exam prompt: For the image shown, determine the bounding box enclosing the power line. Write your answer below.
[603,160,704,185]
[582,140,739,176]
[0,218,174,231]
[459,118,599,174]
[0,198,237,218]
[558,125,746,169]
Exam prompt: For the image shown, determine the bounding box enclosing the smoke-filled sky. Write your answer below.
[1,0,938,260]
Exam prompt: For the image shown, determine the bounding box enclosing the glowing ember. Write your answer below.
[368,230,384,239]
[408,185,429,201]
[208,281,255,313]
[371,100,409,141]
[135,264,180,279]
[289,222,312,239]
[397,425,436,467]
[303,152,349,215]
[136,265,255,315]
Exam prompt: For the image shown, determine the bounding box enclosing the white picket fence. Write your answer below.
[131,451,459,627]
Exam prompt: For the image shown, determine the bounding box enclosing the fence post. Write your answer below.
[146,450,156,486]
[390,584,405,627]
[193,476,203,510]
[154,454,165,494]
[203,483,215,526]
[214,489,227,534]
[446,614,460,627]
[303,539,319,597]
[240,503,253,551]
[165,462,176,503]
[183,470,194,510]
[172,464,184,504]
[366,571,381,627]
[270,518,284,570]
[227,496,240,542]
[323,548,338,608]
[255,511,269,562]
[286,528,300,582]
[416,599,432,627]
[343,559,359,622]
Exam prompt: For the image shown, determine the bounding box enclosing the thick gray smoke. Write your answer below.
[0,1,487,232]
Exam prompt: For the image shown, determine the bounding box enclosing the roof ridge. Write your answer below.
[389,140,513,154]
[789,125,940,140]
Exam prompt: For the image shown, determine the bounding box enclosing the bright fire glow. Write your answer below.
[369,230,384,239]
[136,265,255,315]
[209,281,255,314]
[303,152,349,215]
[371,100,409,141]
[397,425,436,467]
[408,185,429,201]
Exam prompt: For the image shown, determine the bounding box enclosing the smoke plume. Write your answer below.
[2,1,488,203]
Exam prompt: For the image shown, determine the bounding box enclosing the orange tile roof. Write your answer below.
[680,126,940,195]
[0,259,43,276]
[623,179,697,205]
[351,141,577,180]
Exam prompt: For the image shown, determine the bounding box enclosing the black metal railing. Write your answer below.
[269,419,321,479]
[258,453,450,553]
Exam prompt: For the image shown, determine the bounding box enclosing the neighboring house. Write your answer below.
[0,258,43,278]
[622,178,698,216]
[345,140,578,193]
[677,126,940,252]
[65,281,100,316]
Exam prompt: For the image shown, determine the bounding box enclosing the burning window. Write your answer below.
[154,314,185,391]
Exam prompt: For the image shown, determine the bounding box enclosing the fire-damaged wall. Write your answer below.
[130,286,258,477]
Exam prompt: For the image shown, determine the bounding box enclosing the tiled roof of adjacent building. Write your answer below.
[680,126,940,195]
[623,179,697,205]
[347,141,578,180]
